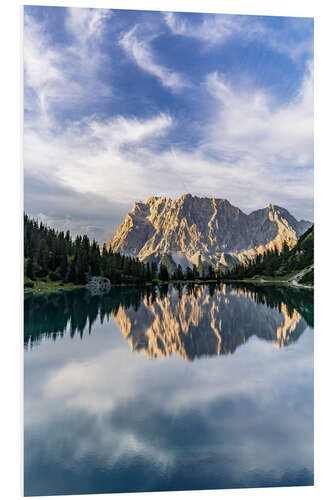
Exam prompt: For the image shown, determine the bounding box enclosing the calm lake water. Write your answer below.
[24,283,314,496]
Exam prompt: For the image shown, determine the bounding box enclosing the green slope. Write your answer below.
[224,225,314,285]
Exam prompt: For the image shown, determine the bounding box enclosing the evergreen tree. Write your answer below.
[26,257,34,280]
[158,264,169,281]
[175,264,184,280]
[59,254,68,280]
[146,262,152,281]
[151,262,158,280]
[185,266,193,280]
[208,265,215,279]
[38,239,49,270]
[90,240,101,276]
[67,260,76,283]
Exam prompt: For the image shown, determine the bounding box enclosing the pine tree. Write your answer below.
[282,241,289,254]
[185,266,193,280]
[192,264,199,279]
[26,257,34,280]
[67,260,76,283]
[60,254,68,280]
[158,264,169,281]
[146,262,152,281]
[176,264,184,280]
[151,262,158,280]
[38,239,49,270]
[208,265,215,279]
[90,240,101,276]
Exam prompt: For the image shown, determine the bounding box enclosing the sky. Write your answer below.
[24,6,314,244]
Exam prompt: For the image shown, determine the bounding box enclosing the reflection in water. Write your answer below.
[24,283,314,496]
[25,283,313,360]
[114,285,307,360]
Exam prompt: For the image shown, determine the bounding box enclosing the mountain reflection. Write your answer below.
[24,283,313,359]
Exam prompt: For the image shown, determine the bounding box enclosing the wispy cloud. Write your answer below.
[164,12,313,62]
[24,13,63,123]
[204,61,313,167]
[24,7,314,242]
[24,112,174,205]
[163,12,253,47]
[66,6,111,42]
[24,8,112,129]
[24,60,313,240]
[119,25,188,91]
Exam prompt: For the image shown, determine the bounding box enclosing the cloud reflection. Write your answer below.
[24,284,313,495]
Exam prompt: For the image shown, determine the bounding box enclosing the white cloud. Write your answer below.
[65,7,112,73]
[24,62,313,225]
[269,36,313,63]
[204,61,313,168]
[66,7,111,42]
[163,12,249,46]
[119,25,188,90]
[89,113,173,146]
[24,9,111,129]
[24,13,63,122]
[24,112,174,204]
[24,9,314,239]
[164,12,313,62]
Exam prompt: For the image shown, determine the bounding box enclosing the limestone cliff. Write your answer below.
[106,194,312,270]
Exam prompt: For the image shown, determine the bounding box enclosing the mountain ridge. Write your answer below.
[105,194,312,271]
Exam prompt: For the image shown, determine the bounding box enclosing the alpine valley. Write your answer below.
[105,194,312,273]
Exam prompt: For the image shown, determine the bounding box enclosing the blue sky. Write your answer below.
[24,6,313,243]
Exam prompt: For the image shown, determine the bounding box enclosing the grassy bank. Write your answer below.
[24,273,313,297]
[24,278,85,295]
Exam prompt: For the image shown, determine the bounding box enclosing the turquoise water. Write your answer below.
[24,283,314,496]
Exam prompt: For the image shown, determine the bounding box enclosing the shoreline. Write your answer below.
[24,281,85,296]
[24,275,313,296]
[224,278,314,290]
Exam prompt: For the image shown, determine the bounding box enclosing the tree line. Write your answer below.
[24,281,313,349]
[24,214,222,285]
[24,213,313,287]
[24,214,154,285]
[223,225,314,281]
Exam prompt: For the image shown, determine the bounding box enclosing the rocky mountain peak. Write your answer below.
[106,194,312,271]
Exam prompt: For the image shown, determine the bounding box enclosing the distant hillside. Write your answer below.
[224,225,314,285]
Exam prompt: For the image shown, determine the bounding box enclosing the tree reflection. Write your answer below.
[24,283,313,354]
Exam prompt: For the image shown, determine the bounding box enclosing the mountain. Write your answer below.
[105,194,312,271]
[113,284,307,361]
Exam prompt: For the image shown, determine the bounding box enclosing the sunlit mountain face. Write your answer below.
[106,195,312,271]
[24,283,313,358]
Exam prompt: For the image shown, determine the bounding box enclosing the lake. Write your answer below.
[24,282,314,496]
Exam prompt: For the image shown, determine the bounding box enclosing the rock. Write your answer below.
[105,195,312,270]
[87,276,111,294]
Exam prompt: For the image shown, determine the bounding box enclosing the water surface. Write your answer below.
[24,283,314,496]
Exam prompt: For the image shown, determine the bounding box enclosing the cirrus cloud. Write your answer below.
[24,7,314,242]
[119,25,189,91]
